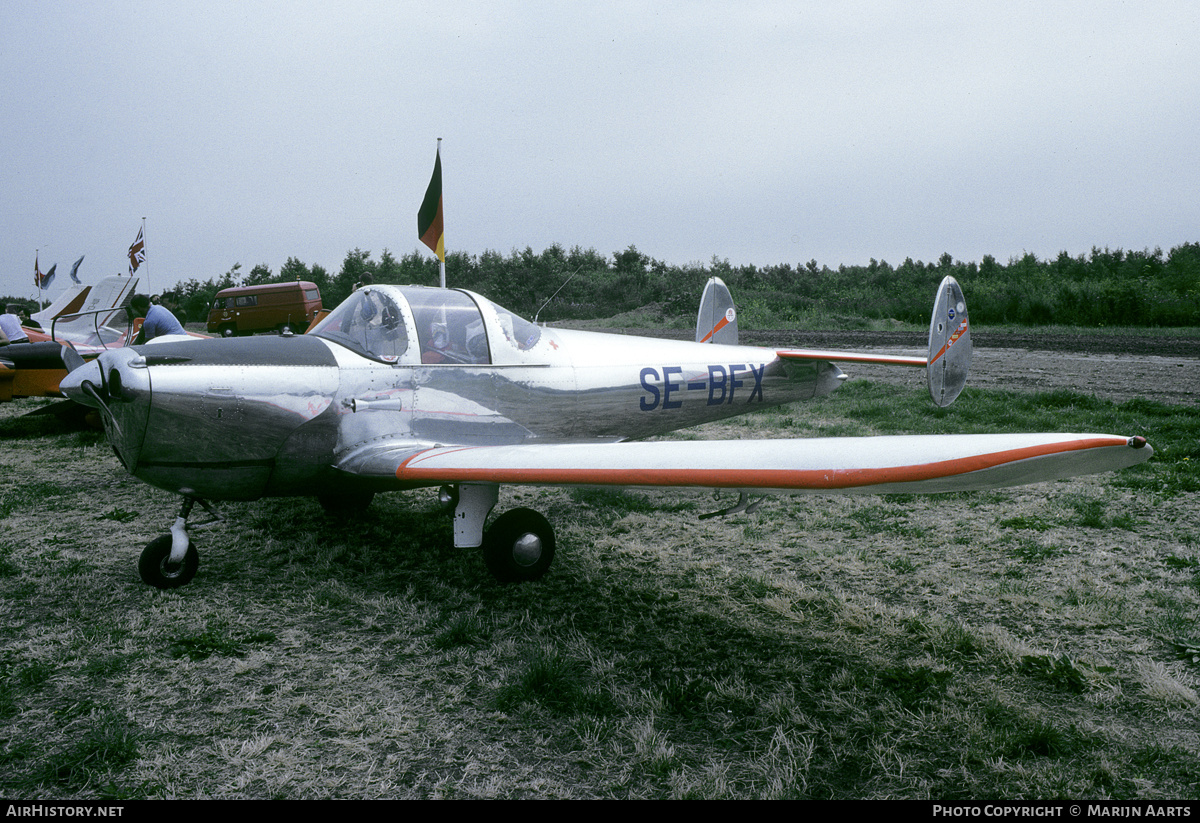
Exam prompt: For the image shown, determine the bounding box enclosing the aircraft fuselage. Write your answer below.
[63,285,842,502]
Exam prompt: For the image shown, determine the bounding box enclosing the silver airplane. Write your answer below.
[60,276,1152,588]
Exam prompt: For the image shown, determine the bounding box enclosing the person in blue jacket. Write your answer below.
[130,294,185,343]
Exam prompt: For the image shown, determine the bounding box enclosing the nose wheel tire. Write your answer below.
[139,535,199,589]
[483,508,556,582]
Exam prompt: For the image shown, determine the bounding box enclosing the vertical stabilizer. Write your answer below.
[695,277,738,345]
[77,275,139,329]
[31,284,90,326]
[39,275,139,341]
[927,275,971,407]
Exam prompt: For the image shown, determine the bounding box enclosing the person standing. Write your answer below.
[0,306,30,345]
[129,294,185,343]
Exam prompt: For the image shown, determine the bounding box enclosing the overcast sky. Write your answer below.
[3,1,1198,302]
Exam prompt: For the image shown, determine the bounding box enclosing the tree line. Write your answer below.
[100,240,1200,329]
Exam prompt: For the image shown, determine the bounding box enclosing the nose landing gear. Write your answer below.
[139,534,199,589]
[138,497,223,589]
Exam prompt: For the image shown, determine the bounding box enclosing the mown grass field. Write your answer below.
[1,380,1197,799]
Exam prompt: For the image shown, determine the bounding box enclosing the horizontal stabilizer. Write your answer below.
[777,349,926,367]
[388,433,1152,495]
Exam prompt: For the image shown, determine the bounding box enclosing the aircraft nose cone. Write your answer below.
[60,357,103,407]
[60,349,153,473]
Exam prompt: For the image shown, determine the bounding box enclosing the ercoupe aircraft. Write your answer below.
[2,274,140,401]
[60,276,1152,588]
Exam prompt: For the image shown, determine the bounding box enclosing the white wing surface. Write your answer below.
[358,433,1152,495]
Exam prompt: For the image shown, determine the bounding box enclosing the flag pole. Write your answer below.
[437,138,445,289]
[141,217,148,294]
[417,137,447,288]
[35,250,42,306]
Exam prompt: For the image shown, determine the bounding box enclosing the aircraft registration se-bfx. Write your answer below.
[60,276,1152,588]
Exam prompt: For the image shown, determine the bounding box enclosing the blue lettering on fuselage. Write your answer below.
[639,367,660,410]
[640,363,766,411]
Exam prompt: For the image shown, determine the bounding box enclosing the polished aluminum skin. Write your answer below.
[62,285,837,503]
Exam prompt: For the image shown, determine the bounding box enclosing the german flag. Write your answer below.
[417,148,444,261]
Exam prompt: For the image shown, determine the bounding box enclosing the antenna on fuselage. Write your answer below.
[533,267,582,325]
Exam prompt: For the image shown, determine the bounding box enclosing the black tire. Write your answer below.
[483,508,555,583]
[220,324,237,338]
[318,490,375,514]
[437,484,459,513]
[139,534,199,589]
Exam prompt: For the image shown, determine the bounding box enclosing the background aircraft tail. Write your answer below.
[695,276,738,345]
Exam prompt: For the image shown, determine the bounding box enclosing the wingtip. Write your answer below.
[1128,435,1153,461]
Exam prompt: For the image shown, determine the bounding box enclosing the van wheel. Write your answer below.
[278,323,292,335]
[220,324,237,338]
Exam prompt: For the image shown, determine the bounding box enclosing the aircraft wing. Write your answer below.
[338,434,1152,495]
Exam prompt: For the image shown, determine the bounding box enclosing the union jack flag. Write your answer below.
[128,226,145,275]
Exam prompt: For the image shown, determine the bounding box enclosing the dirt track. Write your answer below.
[602,328,1200,406]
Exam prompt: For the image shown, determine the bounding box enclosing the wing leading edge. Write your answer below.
[362,434,1152,496]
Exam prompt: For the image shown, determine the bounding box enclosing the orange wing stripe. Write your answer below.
[397,437,1129,489]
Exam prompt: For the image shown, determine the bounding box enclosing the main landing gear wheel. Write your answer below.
[437,484,459,513]
[483,508,556,583]
[139,534,199,589]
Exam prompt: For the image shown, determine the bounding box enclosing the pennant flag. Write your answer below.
[35,255,57,290]
[69,255,85,284]
[128,226,145,275]
[417,148,445,261]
